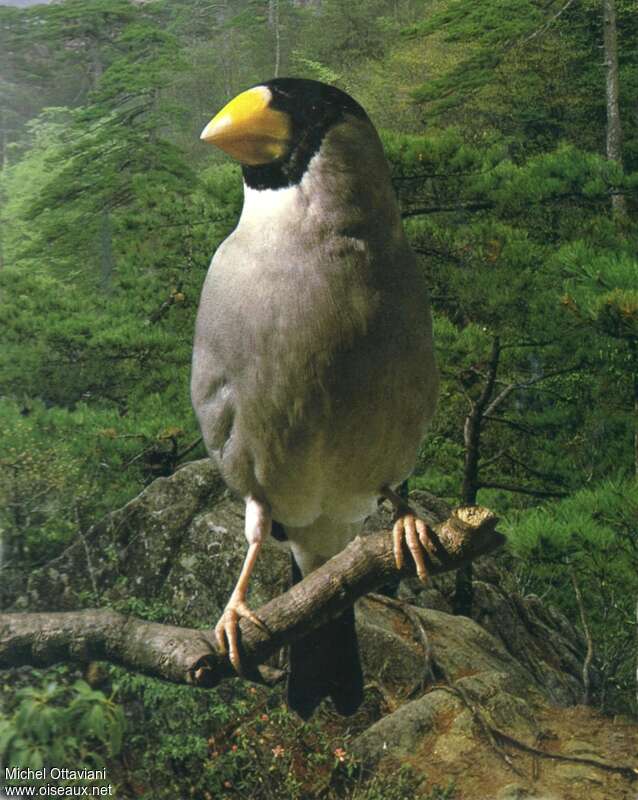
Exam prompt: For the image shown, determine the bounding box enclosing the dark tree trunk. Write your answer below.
[454,337,501,616]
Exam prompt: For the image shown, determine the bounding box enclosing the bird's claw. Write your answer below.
[392,513,431,583]
[214,597,267,673]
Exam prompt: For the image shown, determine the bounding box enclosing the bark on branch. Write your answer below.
[0,507,505,689]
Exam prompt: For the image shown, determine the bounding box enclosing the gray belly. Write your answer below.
[192,235,438,527]
[198,313,436,528]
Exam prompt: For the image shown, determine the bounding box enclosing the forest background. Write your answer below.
[0,0,637,797]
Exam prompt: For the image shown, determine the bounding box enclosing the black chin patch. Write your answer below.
[241,78,368,191]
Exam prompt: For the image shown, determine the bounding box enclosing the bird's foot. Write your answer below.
[214,594,267,673]
[381,486,433,583]
[392,512,432,583]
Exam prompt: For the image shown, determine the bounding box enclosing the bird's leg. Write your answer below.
[381,485,432,584]
[215,496,270,672]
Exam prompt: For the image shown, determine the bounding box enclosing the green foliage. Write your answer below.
[409,0,638,164]
[0,670,125,780]
[0,399,96,565]
[560,244,638,341]
[507,480,638,712]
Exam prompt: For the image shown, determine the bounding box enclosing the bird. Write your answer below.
[192,78,439,719]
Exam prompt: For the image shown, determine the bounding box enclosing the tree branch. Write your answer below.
[483,382,516,418]
[483,363,584,419]
[0,507,504,689]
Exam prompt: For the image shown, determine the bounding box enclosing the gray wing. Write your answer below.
[191,244,238,464]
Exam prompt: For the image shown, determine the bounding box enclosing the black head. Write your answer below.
[243,78,368,190]
[200,78,369,191]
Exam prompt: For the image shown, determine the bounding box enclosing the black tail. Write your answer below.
[287,554,364,720]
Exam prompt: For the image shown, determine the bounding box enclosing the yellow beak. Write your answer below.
[200,86,291,166]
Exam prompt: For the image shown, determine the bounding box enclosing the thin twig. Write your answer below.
[74,505,100,603]
[366,593,434,696]
[571,567,594,705]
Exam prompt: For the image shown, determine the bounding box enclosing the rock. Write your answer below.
[353,686,466,763]
[470,583,588,706]
[352,601,544,768]
[15,459,289,624]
